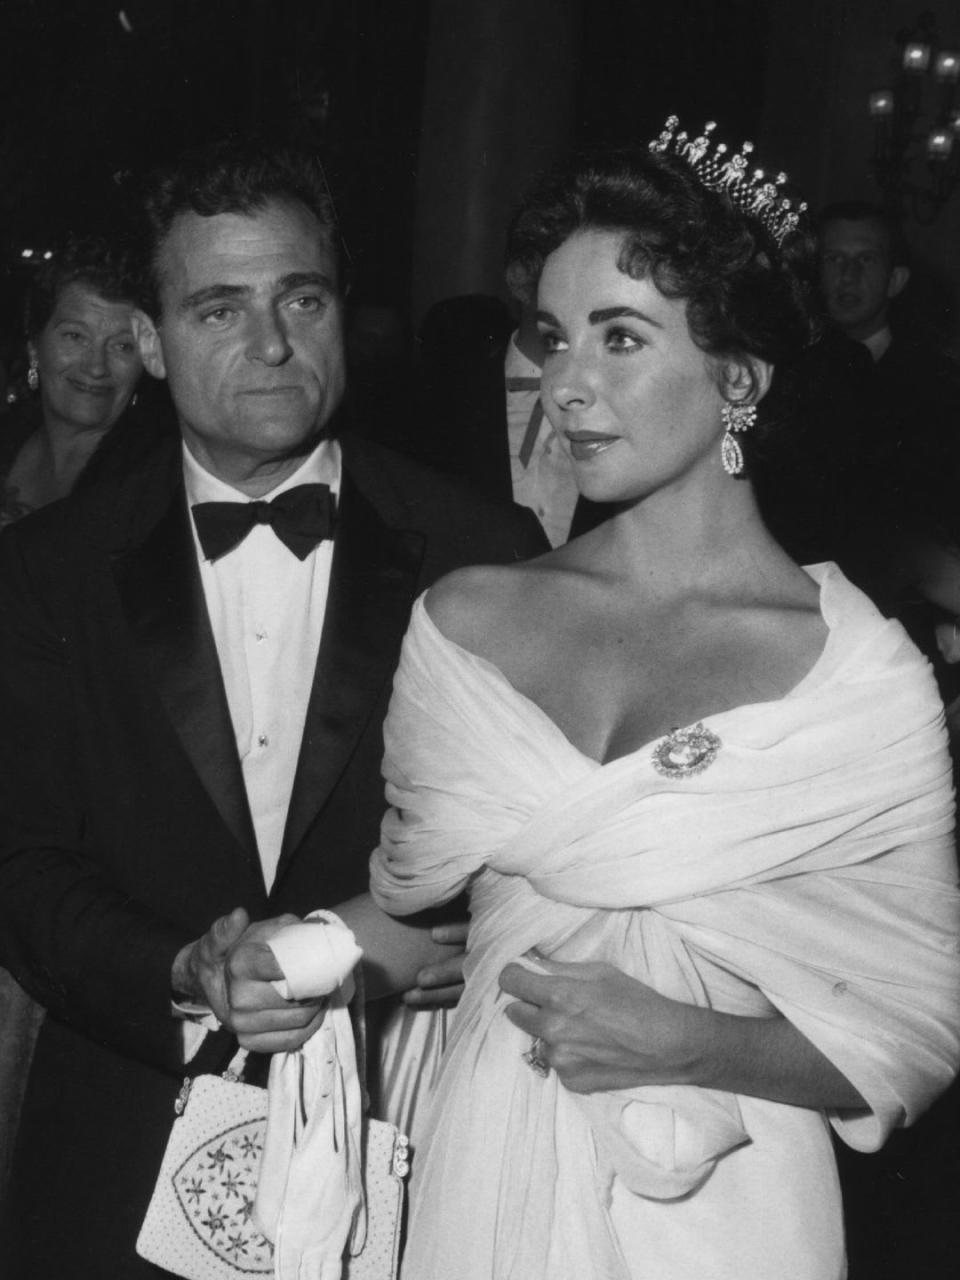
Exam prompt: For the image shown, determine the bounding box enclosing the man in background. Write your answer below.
[818,201,960,518]
[817,201,960,617]
[818,200,910,357]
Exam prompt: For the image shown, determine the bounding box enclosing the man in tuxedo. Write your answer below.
[0,141,545,1278]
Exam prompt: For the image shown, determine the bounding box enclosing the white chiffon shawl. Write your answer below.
[370,564,960,1279]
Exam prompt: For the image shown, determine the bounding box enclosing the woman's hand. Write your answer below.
[499,955,867,1109]
[499,957,700,1094]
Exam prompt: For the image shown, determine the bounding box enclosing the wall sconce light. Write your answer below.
[904,41,931,73]
[927,128,954,159]
[869,90,895,117]
[869,12,960,223]
[934,50,960,82]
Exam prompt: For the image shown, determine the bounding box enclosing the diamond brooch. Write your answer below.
[652,722,721,778]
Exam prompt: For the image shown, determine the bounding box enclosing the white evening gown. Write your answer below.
[371,564,960,1280]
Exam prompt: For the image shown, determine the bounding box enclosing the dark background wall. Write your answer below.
[1,0,958,347]
[411,0,770,318]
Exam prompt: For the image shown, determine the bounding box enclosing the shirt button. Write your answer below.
[258,733,269,748]
[255,629,268,643]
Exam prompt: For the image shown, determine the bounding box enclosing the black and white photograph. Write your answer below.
[1,3,959,1278]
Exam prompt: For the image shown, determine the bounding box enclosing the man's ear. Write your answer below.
[132,310,167,380]
[722,356,773,406]
[887,265,910,301]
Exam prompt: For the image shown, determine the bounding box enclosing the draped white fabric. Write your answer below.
[370,564,960,1280]
[376,1003,449,1150]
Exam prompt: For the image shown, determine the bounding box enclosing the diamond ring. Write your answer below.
[522,1036,549,1077]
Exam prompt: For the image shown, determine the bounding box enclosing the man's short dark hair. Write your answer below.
[816,201,910,269]
[140,138,342,315]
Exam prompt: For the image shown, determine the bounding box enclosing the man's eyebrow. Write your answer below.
[177,273,336,315]
[588,306,662,328]
[277,271,336,293]
[178,284,249,315]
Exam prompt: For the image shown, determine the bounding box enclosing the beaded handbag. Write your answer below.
[136,1041,409,1280]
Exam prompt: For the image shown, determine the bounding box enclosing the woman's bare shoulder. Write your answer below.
[424,557,557,654]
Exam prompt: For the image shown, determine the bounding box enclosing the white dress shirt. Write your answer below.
[504,333,579,548]
[862,324,893,363]
[183,438,341,893]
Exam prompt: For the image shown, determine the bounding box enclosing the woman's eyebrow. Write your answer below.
[588,306,662,328]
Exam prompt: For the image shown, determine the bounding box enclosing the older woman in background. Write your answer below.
[0,231,144,1202]
[0,232,143,527]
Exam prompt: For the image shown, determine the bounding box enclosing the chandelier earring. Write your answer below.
[27,356,39,393]
[720,402,756,477]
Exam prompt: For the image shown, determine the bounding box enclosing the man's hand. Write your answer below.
[402,921,468,1007]
[172,908,329,1053]
[172,906,249,1012]
[499,956,699,1094]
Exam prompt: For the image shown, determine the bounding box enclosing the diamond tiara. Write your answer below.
[649,116,808,246]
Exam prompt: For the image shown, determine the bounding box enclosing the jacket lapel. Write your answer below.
[278,463,424,871]
[115,487,259,862]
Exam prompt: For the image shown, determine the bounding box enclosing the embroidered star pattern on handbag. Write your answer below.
[137,1061,274,1277]
[136,1050,409,1280]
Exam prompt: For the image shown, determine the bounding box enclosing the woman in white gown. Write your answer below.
[369,126,960,1279]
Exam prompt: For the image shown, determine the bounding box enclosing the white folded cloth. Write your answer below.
[252,910,364,1280]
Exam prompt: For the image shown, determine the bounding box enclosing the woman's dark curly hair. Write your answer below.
[25,232,143,340]
[506,147,818,408]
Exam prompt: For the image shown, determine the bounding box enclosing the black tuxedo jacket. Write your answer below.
[0,427,546,1278]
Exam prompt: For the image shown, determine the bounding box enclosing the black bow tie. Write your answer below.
[191,483,336,562]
